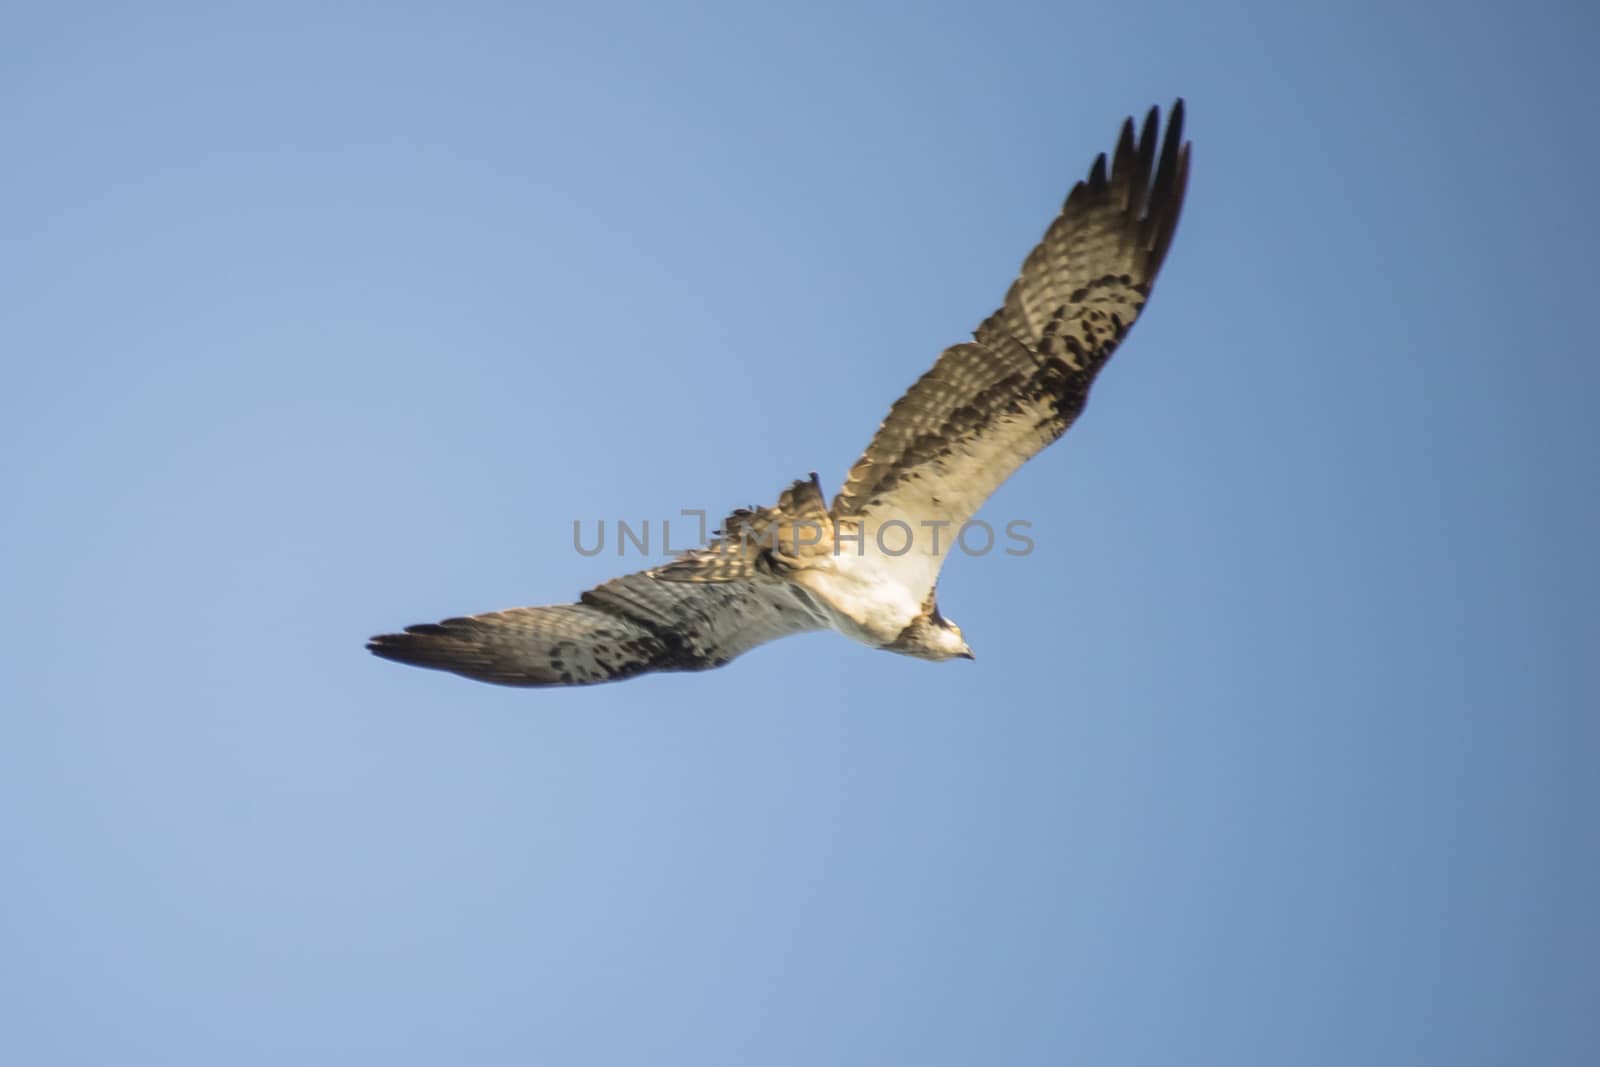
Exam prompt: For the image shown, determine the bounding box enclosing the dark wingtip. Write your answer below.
[368,623,458,664]
[404,622,451,636]
[1087,152,1108,189]
[1143,98,1191,277]
[367,632,411,661]
[1117,116,1136,154]
[367,624,490,678]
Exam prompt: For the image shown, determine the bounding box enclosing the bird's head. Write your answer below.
[939,619,977,662]
[896,606,976,662]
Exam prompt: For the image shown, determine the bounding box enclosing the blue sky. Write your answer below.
[3,1,1596,1063]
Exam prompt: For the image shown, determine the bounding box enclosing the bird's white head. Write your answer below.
[934,618,977,662]
[891,606,976,662]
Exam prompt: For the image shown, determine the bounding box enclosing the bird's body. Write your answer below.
[792,550,935,651]
[370,102,1191,687]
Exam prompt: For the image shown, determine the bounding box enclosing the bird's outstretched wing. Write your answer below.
[832,101,1190,600]
[368,566,824,687]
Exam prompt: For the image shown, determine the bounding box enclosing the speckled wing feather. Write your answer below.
[832,101,1190,598]
[367,567,826,687]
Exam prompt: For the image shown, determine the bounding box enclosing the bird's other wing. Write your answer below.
[831,101,1190,600]
[368,565,826,687]
[650,475,836,584]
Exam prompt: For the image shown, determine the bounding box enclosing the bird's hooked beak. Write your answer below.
[958,646,976,661]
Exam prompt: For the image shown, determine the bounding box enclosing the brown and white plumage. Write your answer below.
[369,102,1190,688]
[368,564,830,686]
[834,101,1189,600]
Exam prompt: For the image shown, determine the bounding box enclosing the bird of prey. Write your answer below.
[369,101,1190,687]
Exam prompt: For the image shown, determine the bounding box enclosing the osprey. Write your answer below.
[370,102,1190,687]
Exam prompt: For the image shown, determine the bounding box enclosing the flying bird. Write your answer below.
[369,102,1191,687]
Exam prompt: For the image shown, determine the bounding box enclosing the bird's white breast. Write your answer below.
[790,552,925,647]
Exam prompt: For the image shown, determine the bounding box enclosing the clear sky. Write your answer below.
[3,1,1596,1064]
